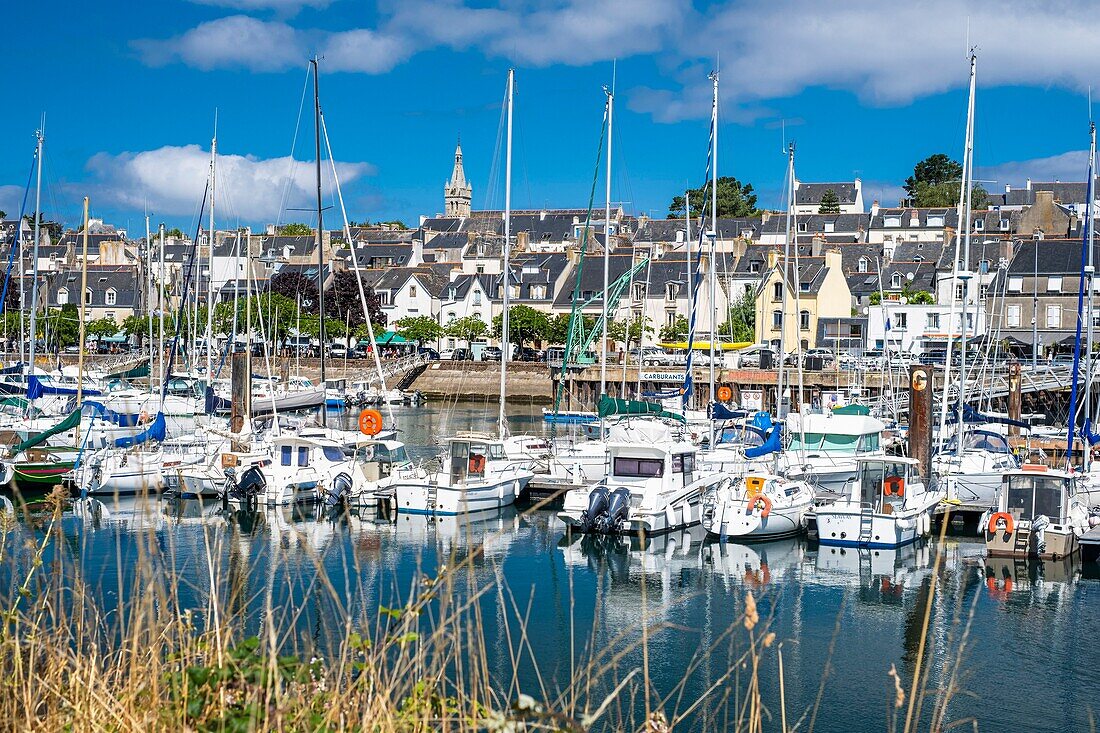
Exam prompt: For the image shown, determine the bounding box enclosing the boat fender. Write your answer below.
[582,486,610,532]
[987,512,1014,535]
[750,494,772,519]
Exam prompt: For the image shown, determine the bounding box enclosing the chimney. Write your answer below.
[516,230,529,251]
[870,199,880,218]
[540,210,547,221]
[909,210,920,227]
[767,249,779,269]
[1033,228,1044,241]
[1005,184,1011,194]
[411,238,423,265]
[825,248,843,270]
[1026,178,1032,191]
[811,233,826,256]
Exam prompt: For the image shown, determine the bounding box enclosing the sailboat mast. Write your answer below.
[312,57,327,427]
[1083,122,1097,469]
[708,70,718,446]
[498,68,514,440]
[206,119,216,384]
[776,144,794,419]
[145,213,154,378]
[158,223,166,386]
[77,196,89,439]
[28,125,43,381]
[955,52,977,458]
[600,83,613,399]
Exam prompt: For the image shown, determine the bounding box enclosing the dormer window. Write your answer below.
[797,222,807,232]
[858,257,869,273]
[57,288,68,305]
[824,221,835,233]
[749,260,761,274]
[665,283,678,301]
[928,215,944,227]
[891,272,903,288]
[884,216,901,228]
[105,288,117,306]
[974,219,985,231]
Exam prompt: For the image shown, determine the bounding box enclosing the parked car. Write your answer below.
[329,344,349,359]
[451,348,474,361]
[438,348,455,360]
[417,347,440,360]
[738,348,776,369]
[481,346,503,362]
[350,343,371,359]
[640,349,680,367]
[516,346,541,361]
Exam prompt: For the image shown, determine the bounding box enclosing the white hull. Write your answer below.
[814,503,937,549]
[393,471,532,515]
[702,498,809,540]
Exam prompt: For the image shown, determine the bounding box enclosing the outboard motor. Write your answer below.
[599,487,631,534]
[324,472,355,508]
[581,485,610,532]
[225,465,266,508]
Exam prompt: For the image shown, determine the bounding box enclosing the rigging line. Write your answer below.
[161,179,209,396]
[681,104,717,410]
[276,64,314,227]
[483,76,510,213]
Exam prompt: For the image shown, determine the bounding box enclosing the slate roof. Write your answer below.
[761,213,867,236]
[335,244,414,269]
[552,253,636,308]
[634,217,758,242]
[1004,239,1100,276]
[770,256,830,295]
[795,182,859,206]
[47,265,139,308]
[1002,182,1091,207]
[871,208,956,229]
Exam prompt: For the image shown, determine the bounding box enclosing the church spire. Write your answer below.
[445,138,472,217]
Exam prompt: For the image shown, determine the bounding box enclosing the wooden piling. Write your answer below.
[1007,361,1022,437]
[908,364,933,480]
[230,351,250,448]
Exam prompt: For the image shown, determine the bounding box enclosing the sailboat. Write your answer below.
[931,51,1020,509]
[389,69,533,516]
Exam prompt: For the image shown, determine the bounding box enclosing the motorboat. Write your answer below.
[810,456,942,549]
[982,465,1095,561]
[387,433,533,515]
[782,411,887,494]
[701,472,814,541]
[558,439,723,536]
[220,434,361,507]
[71,446,168,496]
[932,428,1019,509]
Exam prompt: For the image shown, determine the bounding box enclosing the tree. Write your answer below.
[659,315,689,342]
[121,314,157,347]
[608,314,653,349]
[870,286,934,305]
[269,271,319,312]
[86,317,120,340]
[546,312,597,345]
[491,305,550,348]
[818,188,841,214]
[0,210,6,220]
[903,153,990,209]
[323,270,386,329]
[718,292,756,342]
[394,316,443,346]
[277,223,313,236]
[165,227,185,239]
[446,315,488,345]
[668,177,759,219]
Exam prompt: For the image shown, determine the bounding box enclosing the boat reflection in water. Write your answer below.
[981,554,1081,602]
[700,536,804,591]
[810,540,934,600]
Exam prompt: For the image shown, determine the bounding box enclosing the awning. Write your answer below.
[374,331,408,345]
[657,341,752,351]
[95,331,127,343]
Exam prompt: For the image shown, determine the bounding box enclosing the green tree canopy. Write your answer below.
[277,223,313,236]
[659,315,690,342]
[164,227,185,239]
[904,153,990,209]
[718,291,756,342]
[121,314,160,346]
[491,305,550,348]
[446,315,488,344]
[86,317,120,340]
[608,314,653,349]
[393,316,443,345]
[870,286,934,305]
[668,177,759,219]
[818,188,841,214]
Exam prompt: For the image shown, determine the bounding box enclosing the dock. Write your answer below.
[1081,526,1100,563]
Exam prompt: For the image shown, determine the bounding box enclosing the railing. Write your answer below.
[358,352,432,387]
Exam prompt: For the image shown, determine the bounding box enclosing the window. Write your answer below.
[773,282,783,301]
[57,288,68,305]
[280,445,292,466]
[955,283,965,301]
[671,453,695,473]
[824,221,835,233]
[665,283,678,301]
[322,446,344,462]
[632,283,644,301]
[1006,305,1022,328]
[613,457,664,478]
[531,285,546,299]
[1008,276,1023,292]
[895,313,907,329]
[1000,218,1010,231]
[473,290,482,305]
[798,222,807,232]
[509,284,520,299]
[884,216,901,228]
[799,310,810,330]
[1048,276,1063,292]
[772,310,783,329]
[377,291,390,306]
[927,312,940,330]
[409,285,417,298]
[858,257,869,273]
[974,219,985,231]
[928,215,945,227]
[1046,304,1061,328]
[298,447,309,466]
[891,273,903,288]
[105,289,117,306]
[979,260,990,274]
[85,288,92,305]
[749,260,761,273]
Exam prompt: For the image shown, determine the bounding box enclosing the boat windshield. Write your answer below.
[718,427,764,447]
[1005,475,1067,520]
[788,432,824,451]
[357,443,410,465]
[613,457,664,478]
[321,445,345,462]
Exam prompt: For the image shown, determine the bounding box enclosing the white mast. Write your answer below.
[956,52,977,457]
[205,117,217,384]
[498,68,514,440]
[708,70,718,446]
[27,123,43,381]
[158,223,166,387]
[145,213,154,378]
[600,80,614,399]
[1083,122,1097,467]
[776,144,794,420]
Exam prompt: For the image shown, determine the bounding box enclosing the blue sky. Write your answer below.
[2,0,1098,234]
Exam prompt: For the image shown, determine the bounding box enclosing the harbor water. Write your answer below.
[4,404,1099,731]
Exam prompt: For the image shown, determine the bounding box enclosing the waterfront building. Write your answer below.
[792,178,864,215]
[754,248,851,351]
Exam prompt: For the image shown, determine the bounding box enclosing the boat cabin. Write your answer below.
[446,437,507,484]
[608,442,697,491]
[988,465,1083,559]
[273,435,347,470]
[788,413,884,455]
[854,457,920,513]
[999,467,1074,525]
[942,429,1013,455]
[354,439,410,481]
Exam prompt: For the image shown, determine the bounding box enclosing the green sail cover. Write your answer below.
[832,403,870,416]
[10,409,82,455]
[597,395,687,424]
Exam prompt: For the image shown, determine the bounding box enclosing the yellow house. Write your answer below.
[755,248,852,351]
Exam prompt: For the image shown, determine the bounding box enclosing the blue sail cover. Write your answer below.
[710,402,745,421]
[1083,418,1100,446]
[114,412,166,448]
[744,426,781,458]
[751,411,774,431]
[82,401,142,427]
[947,404,1029,430]
[27,376,102,400]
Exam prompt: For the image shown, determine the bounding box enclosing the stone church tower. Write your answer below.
[444,141,472,217]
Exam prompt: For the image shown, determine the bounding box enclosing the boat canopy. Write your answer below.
[744,426,782,459]
[27,375,101,400]
[832,404,870,416]
[597,395,686,423]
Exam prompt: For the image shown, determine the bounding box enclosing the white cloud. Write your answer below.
[978,150,1090,189]
[135,15,306,71]
[189,0,331,13]
[83,144,374,222]
[321,29,410,74]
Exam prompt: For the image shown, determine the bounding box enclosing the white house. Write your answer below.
[866,302,986,355]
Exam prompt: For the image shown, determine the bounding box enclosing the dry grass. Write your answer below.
[0,490,1004,732]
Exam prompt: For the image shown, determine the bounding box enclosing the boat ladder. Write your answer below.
[858,506,875,545]
[1013,526,1031,555]
[426,484,437,511]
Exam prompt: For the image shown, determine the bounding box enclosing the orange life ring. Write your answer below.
[743,564,772,587]
[988,512,1014,535]
[750,494,772,518]
[986,575,1013,600]
[358,409,383,436]
[883,476,904,497]
[716,385,733,402]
